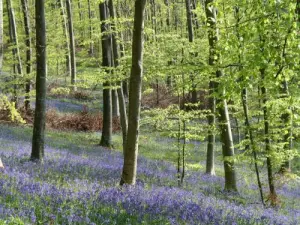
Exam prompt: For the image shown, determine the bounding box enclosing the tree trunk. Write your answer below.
[120,0,146,185]
[108,0,128,149]
[205,0,238,193]
[260,68,277,206]
[279,80,292,173]
[112,89,120,117]
[99,1,113,148]
[241,87,265,205]
[59,0,71,77]
[185,0,197,104]
[7,0,23,106]
[21,0,32,111]
[0,0,3,72]
[31,0,46,162]
[206,80,215,175]
[66,0,76,89]
[88,0,94,55]
[185,0,194,42]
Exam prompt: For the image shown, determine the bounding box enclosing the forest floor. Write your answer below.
[0,122,299,224]
[0,87,299,224]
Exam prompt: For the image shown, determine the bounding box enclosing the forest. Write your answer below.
[0,0,299,224]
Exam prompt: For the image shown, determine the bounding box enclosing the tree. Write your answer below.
[66,0,76,89]
[205,0,238,192]
[31,0,47,162]
[120,0,147,185]
[108,0,128,150]
[99,0,113,148]
[21,0,32,111]
[59,0,71,78]
[6,0,23,105]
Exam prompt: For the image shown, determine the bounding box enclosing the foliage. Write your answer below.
[0,95,25,124]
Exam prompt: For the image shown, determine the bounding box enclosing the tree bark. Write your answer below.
[88,0,94,55]
[7,0,23,106]
[99,1,113,148]
[260,68,277,206]
[120,0,146,185]
[31,0,46,162]
[241,87,265,205]
[205,0,238,192]
[108,0,128,149]
[206,80,215,175]
[21,0,32,111]
[59,0,71,77]
[66,0,76,89]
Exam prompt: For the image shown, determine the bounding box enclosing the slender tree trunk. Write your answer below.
[88,0,94,55]
[164,0,170,27]
[31,0,46,162]
[7,0,23,106]
[185,0,193,42]
[206,80,215,175]
[0,0,3,72]
[241,87,265,206]
[7,0,22,76]
[205,0,238,192]
[108,0,128,149]
[59,0,71,77]
[21,0,32,111]
[66,0,76,89]
[185,0,197,103]
[279,80,292,173]
[260,68,277,206]
[191,0,199,29]
[120,0,146,185]
[99,1,113,148]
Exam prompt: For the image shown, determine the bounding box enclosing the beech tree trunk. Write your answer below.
[205,0,238,192]
[31,0,46,162]
[21,0,32,111]
[241,87,265,205]
[206,80,215,175]
[66,0,76,89]
[120,0,146,185]
[260,68,277,205]
[59,0,71,77]
[108,0,128,149]
[7,0,23,106]
[99,1,113,148]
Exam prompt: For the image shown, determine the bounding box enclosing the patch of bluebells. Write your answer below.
[0,130,299,224]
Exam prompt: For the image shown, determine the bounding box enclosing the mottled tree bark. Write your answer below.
[120,0,146,185]
[21,0,32,111]
[66,0,76,89]
[31,0,46,162]
[99,1,113,148]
